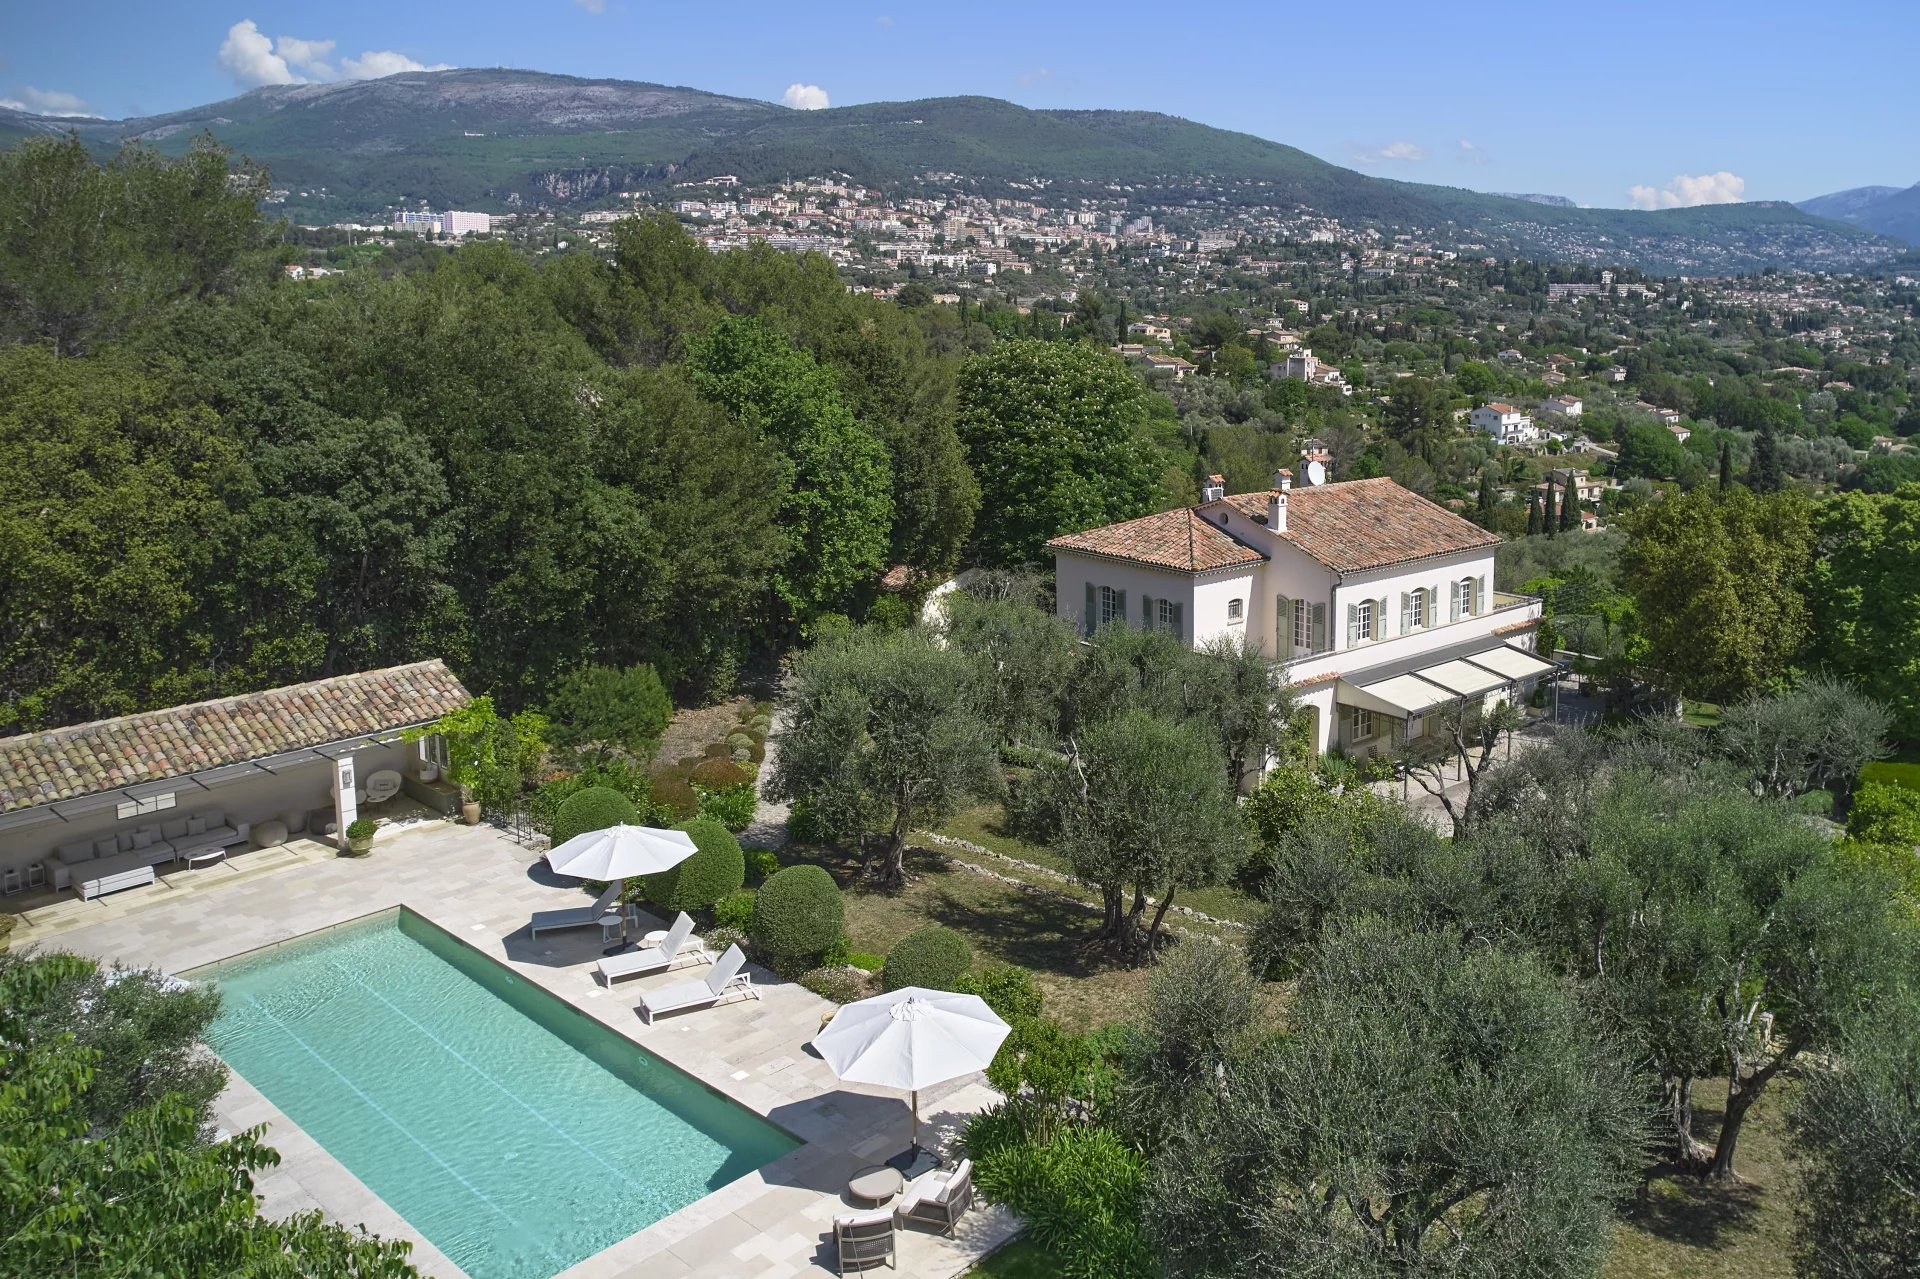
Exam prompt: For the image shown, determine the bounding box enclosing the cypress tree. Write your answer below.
[1526,491,1543,536]
[1718,438,1734,491]
[1752,429,1784,493]
[1477,470,1493,514]
[1560,474,1579,532]
[1542,481,1557,537]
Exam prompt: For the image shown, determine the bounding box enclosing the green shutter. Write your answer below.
[1084,581,1096,637]
[1346,603,1359,646]
[1399,591,1411,636]
[1114,590,1127,629]
[1275,594,1292,652]
[1311,603,1326,653]
[1171,601,1184,642]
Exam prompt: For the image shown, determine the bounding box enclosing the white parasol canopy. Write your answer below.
[544,824,697,881]
[811,987,1011,1159]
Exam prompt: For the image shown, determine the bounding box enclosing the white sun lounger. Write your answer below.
[597,911,711,985]
[530,881,623,939]
[637,944,756,1024]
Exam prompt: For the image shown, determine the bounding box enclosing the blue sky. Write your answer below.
[5,0,1914,208]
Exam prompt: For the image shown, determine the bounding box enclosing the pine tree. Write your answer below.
[1718,438,1734,491]
[1560,475,1579,533]
[1543,481,1557,538]
[1752,429,1785,493]
[1526,491,1543,536]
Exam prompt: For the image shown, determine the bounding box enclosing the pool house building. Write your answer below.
[0,660,470,900]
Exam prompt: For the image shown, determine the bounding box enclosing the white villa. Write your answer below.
[1049,473,1552,761]
[1269,347,1353,396]
[1470,402,1540,446]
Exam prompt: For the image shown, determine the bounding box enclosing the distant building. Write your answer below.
[1469,402,1539,446]
[1542,395,1584,419]
[1497,348,1525,362]
[1128,320,1173,341]
[1300,437,1332,467]
[1605,364,1629,383]
[441,211,492,236]
[1270,348,1352,396]
[1668,423,1692,444]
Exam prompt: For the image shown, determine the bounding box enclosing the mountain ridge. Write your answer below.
[1796,181,1920,245]
[0,68,1898,271]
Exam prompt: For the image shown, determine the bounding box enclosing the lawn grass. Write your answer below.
[1862,759,1920,793]
[1681,699,1724,729]
[962,1239,1051,1278]
[1603,1079,1796,1279]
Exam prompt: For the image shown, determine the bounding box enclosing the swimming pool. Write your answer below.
[193,909,798,1279]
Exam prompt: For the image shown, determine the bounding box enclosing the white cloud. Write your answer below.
[218,19,450,88]
[574,0,607,12]
[1354,140,1425,165]
[0,86,99,116]
[339,49,452,80]
[1016,67,1053,87]
[219,19,302,86]
[1627,171,1746,210]
[1457,139,1488,165]
[782,82,829,110]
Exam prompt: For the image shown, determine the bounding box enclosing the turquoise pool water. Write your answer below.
[195,909,797,1279]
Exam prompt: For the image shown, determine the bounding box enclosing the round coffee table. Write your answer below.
[847,1165,904,1206]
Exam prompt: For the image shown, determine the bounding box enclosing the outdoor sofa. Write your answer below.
[45,809,252,900]
[896,1160,973,1236]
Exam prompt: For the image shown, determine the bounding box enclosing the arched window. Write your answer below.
[1226,598,1244,623]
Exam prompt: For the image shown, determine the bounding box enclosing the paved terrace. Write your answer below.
[9,820,1018,1279]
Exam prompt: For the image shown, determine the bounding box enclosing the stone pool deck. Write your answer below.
[10,819,1019,1279]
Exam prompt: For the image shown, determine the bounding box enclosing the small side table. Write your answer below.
[599,912,625,945]
[846,1165,904,1207]
[639,928,669,949]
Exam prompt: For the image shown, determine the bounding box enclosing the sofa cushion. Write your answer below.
[57,841,94,863]
[161,818,187,841]
[93,837,118,858]
[203,810,227,828]
[130,829,154,850]
[185,815,206,836]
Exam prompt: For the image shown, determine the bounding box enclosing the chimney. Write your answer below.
[1202,473,1226,503]
[1268,469,1291,533]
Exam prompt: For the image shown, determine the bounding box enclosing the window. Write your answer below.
[1459,577,1478,617]
[116,791,175,821]
[1157,598,1180,632]
[1293,599,1309,650]
[1409,588,1426,630]
[1356,599,1374,641]
[1226,598,1244,623]
[1099,585,1125,626]
[1347,706,1376,742]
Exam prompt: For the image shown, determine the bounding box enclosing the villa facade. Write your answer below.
[1048,474,1551,760]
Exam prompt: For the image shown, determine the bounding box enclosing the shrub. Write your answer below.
[713,890,757,931]
[787,797,833,844]
[705,925,748,955]
[725,731,757,754]
[696,780,758,831]
[745,849,781,884]
[691,758,751,788]
[1862,761,1920,794]
[641,818,745,913]
[346,818,376,841]
[801,966,872,1003]
[1849,781,1920,848]
[751,865,845,965]
[550,786,639,847]
[966,1118,1156,1279]
[883,925,973,992]
[649,767,700,821]
[530,761,656,834]
[957,962,1045,1023]
[846,950,886,972]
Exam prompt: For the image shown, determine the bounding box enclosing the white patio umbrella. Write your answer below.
[811,987,1011,1164]
[544,824,698,881]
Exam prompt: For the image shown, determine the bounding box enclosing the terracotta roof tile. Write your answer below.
[0,660,472,814]
[1047,508,1265,573]
[1221,478,1500,572]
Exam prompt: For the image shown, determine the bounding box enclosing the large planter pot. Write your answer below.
[345,835,373,857]
[461,800,482,826]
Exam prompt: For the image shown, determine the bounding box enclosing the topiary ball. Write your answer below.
[690,757,752,788]
[751,865,844,962]
[641,818,746,913]
[551,786,639,846]
[882,924,973,992]
[649,768,700,820]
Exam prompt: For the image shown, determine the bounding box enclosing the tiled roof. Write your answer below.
[1221,477,1502,572]
[1047,508,1265,573]
[0,660,471,814]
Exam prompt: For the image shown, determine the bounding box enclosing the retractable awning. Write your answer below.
[1341,673,1456,717]
[1415,659,1510,698]
[1460,647,1557,681]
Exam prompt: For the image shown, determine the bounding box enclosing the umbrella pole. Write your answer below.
[911,1089,919,1154]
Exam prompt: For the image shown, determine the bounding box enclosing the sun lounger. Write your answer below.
[896,1160,973,1236]
[529,881,623,938]
[596,911,710,984]
[637,944,756,1024]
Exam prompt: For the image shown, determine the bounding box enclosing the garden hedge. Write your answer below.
[751,865,844,962]
[550,786,638,847]
[641,818,745,913]
[883,924,974,992]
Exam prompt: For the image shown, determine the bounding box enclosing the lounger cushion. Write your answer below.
[835,1208,894,1230]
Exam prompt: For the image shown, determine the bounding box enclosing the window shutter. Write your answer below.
[1171,601,1184,642]
[1449,580,1461,622]
[1346,603,1359,646]
[1399,591,1411,636]
[1084,582,1096,637]
[1276,594,1292,651]
[1311,603,1326,653]
[1475,577,1487,615]
[1143,594,1155,628]
[1114,590,1127,628]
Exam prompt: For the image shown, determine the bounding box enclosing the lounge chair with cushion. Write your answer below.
[637,944,756,1024]
[895,1160,973,1236]
[529,881,623,939]
[597,911,710,984]
[833,1208,896,1274]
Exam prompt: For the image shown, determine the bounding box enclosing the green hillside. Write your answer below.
[0,68,1893,270]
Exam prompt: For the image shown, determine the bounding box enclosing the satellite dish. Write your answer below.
[1305,460,1327,486]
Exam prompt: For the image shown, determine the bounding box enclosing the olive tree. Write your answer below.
[769,624,1001,887]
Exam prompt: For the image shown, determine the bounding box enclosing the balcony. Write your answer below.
[1274,592,1543,687]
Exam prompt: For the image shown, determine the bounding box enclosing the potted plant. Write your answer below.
[345,817,377,857]
[406,696,549,827]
